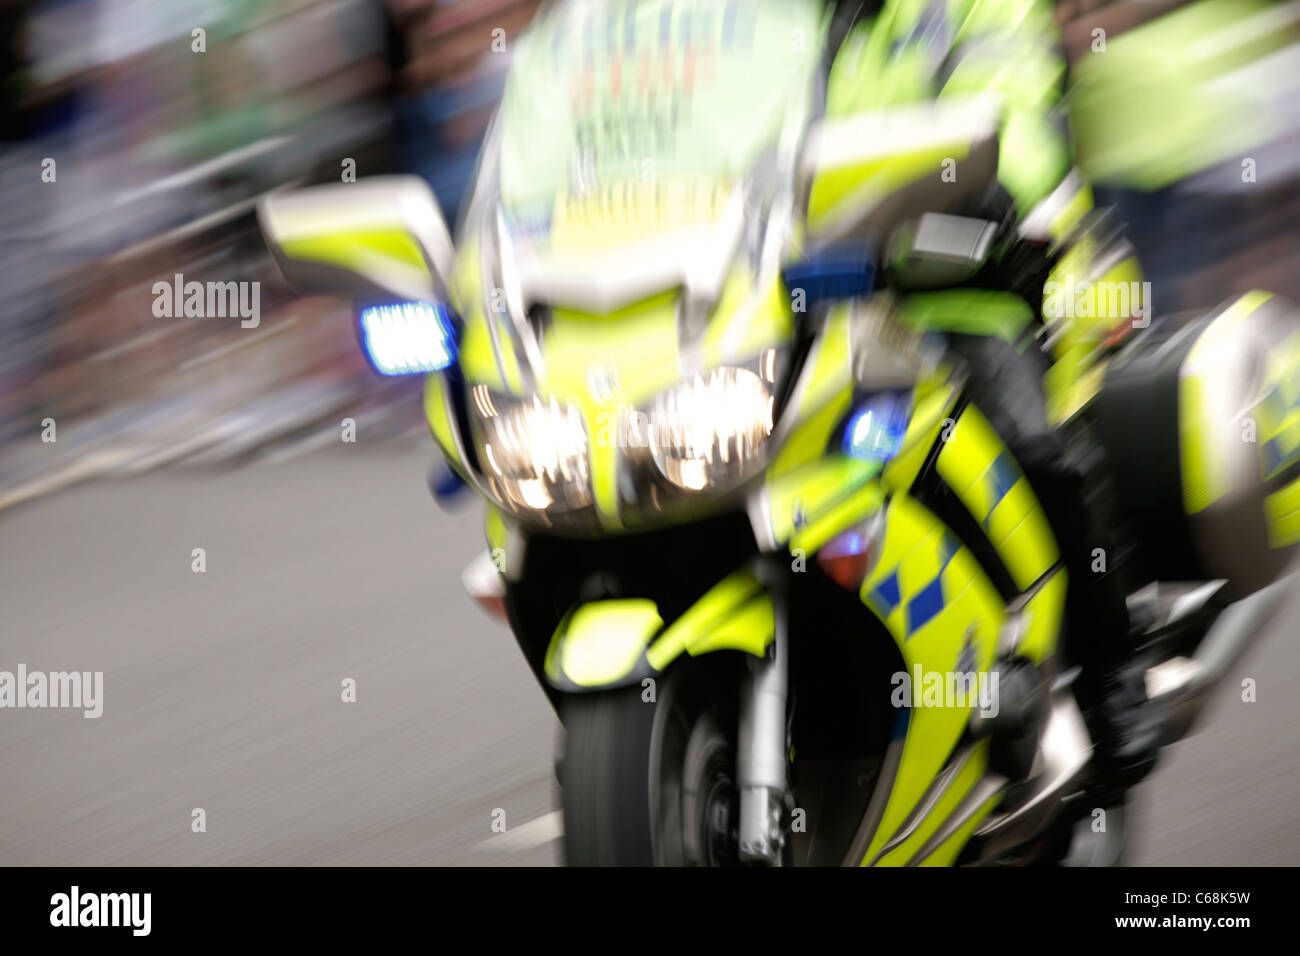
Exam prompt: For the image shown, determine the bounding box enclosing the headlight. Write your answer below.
[643,365,776,491]
[472,388,593,513]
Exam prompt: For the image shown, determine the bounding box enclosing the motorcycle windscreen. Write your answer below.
[494,0,826,260]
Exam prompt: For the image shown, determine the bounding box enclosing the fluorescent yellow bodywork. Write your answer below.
[646,572,773,671]
[917,791,1003,867]
[768,456,878,548]
[1040,243,1144,426]
[856,492,1005,865]
[791,478,888,556]
[871,739,990,866]
[280,228,427,273]
[484,506,509,562]
[1014,568,1068,665]
[423,374,465,472]
[807,144,972,237]
[546,600,663,688]
[1047,180,1094,244]
[1264,476,1300,548]
[700,272,796,366]
[678,598,776,661]
[767,304,856,500]
[882,377,959,493]
[544,572,775,690]
[1251,333,1300,483]
[1180,291,1274,513]
[935,405,1058,589]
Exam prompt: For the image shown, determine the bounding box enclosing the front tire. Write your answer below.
[560,667,741,866]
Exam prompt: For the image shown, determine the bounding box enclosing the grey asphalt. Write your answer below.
[1,442,1298,865]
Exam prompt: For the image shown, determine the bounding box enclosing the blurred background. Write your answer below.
[2,0,1297,504]
[0,0,542,503]
[1,0,1299,865]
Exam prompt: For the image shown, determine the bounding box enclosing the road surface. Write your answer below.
[2,442,1297,865]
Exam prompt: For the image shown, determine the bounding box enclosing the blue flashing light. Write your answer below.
[359,301,456,376]
[782,242,876,306]
[843,391,910,463]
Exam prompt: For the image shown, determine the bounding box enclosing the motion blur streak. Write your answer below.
[1,0,1299,866]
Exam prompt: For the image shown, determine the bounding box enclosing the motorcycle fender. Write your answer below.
[543,572,775,692]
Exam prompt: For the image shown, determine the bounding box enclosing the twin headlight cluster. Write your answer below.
[357,300,782,517]
[471,356,780,515]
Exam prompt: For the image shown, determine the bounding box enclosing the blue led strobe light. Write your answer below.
[843,391,910,463]
[359,302,456,375]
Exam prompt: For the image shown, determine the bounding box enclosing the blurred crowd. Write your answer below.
[1059,0,1300,312]
[0,0,1297,509]
[0,0,539,506]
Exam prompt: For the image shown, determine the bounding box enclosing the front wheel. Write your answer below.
[559,667,743,866]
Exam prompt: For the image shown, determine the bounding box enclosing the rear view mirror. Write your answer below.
[800,96,1001,244]
[885,214,1001,290]
[257,176,454,302]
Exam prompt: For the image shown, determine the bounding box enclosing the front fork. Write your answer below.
[736,563,792,865]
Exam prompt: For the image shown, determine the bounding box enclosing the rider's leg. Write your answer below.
[944,332,1160,791]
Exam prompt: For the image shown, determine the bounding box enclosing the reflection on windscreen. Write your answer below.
[497,0,826,241]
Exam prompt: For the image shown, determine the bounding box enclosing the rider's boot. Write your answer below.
[1030,437,1161,794]
[946,332,1161,794]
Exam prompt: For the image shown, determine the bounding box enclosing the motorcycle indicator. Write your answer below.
[358,301,456,376]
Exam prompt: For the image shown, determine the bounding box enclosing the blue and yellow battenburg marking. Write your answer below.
[933,405,1058,591]
[855,491,1004,866]
[866,530,963,639]
[1253,340,1300,481]
[1253,337,1300,548]
[859,496,1004,651]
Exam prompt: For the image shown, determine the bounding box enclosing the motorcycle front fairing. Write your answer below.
[431,1,1072,865]
[435,2,826,697]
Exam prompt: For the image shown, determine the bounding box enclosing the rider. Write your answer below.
[824,0,1161,792]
